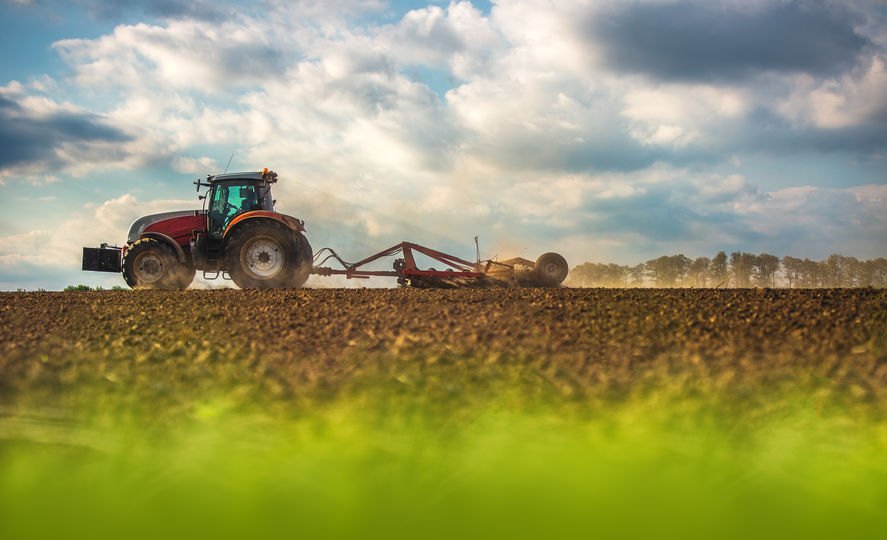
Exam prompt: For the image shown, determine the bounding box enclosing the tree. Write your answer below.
[568,262,630,287]
[710,251,728,287]
[645,255,691,287]
[844,257,860,287]
[730,252,756,287]
[860,258,887,287]
[568,252,885,290]
[687,257,711,287]
[874,258,887,287]
[628,263,646,287]
[753,253,780,287]
[824,254,847,287]
[673,255,691,286]
[782,256,802,288]
[602,263,630,287]
[797,258,821,287]
[568,263,601,287]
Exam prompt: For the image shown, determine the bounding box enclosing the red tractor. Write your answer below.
[83,169,569,289]
[83,169,312,289]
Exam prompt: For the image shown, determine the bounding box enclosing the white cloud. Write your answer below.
[377,1,502,75]
[34,0,885,180]
[0,194,195,269]
[172,156,219,173]
[599,183,645,200]
[0,230,52,267]
[53,19,285,93]
[622,84,749,147]
[778,54,887,129]
[3,173,60,186]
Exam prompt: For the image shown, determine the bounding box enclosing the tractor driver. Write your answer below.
[239,186,259,212]
[209,184,261,234]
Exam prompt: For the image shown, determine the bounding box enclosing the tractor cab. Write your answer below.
[204,170,277,237]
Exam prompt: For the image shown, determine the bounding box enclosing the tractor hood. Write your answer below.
[127,210,204,243]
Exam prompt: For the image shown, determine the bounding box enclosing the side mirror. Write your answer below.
[198,195,206,200]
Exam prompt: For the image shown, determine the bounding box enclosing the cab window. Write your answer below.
[208,183,262,234]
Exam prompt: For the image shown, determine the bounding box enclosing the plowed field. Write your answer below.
[2,288,886,400]
[2,288,887,540]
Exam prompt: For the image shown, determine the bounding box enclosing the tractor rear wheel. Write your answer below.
[224,221,312,289]
[534,252,568,287]
[122,238,193,290]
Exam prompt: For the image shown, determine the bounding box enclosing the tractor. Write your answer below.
[83,169,569,289]
[83,169,312,289]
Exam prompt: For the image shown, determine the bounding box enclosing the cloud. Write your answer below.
[621,84,749,148]
[591,1,871,82]
[0,84,132,177]
[172,156,219,174]
[0,194,195,270]
[84,0,233,22]
[12,0,240,22]
[778,55,887,129]
[53,19,286,93]
[741,183,887,257]
[40,0,887,177]
[525,169,887,264]
[376,1,502,75]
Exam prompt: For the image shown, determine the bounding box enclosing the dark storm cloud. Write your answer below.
[582,186,752,243]
[0,95,131,170]
[592,2,870,81]
[18,0,232,22]
[475,124,724,175]
[740,106,887,155]
[86,0,232,22]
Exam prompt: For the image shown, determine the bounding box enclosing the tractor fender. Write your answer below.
[222,211,305,239]
[127,210,200,243]
[140,231,188,263]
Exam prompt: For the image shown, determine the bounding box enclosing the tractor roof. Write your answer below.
[210,169,277,183]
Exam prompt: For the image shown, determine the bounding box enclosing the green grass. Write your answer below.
[2,349,886,540]
[62,284,98,292]
[58,285,127,292]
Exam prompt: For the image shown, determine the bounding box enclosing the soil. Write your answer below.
[2,288,886,402]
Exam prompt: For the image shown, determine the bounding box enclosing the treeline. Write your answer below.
[567,253,887,288]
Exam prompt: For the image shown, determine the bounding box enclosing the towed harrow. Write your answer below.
[312,241,568,288]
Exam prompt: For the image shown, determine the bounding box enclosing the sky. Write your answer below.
[0,0,885,290]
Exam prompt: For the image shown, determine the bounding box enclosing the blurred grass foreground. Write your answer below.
[3,356,886,539]
[1,288,886,539]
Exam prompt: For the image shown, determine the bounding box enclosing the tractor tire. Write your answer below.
[224,220,312,289]
[296,231,314,284]
[534,252,568,287]
[122,238,193,290]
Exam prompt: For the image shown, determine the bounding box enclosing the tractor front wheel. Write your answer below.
[224,221,312,289]
[122,238,194,290]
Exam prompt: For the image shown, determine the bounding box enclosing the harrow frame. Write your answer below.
[311,241,527,287]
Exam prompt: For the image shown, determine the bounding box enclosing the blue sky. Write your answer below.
[0,0,885,290]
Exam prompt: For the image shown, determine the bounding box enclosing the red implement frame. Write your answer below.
[312,241,492,282]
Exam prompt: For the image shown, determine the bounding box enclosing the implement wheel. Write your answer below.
[224,220,312,289]
[122,238,193,290]
[534,252,568,287]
